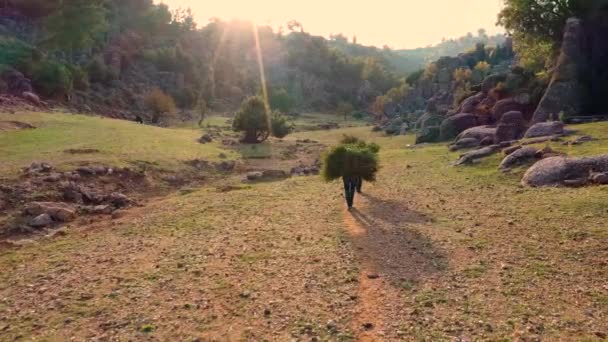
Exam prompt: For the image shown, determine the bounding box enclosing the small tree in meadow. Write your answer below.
[232,96,270,143]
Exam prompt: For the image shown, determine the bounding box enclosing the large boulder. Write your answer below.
[532,18,587,123]
[415,126,440,144]
[415,112,443,130]
[1,68,33,95]
[494,111,526,143]
[524,121,564,138]
[522,155,608,187]
[481,73,507,94]
[456,126,497,142]
[458,92,485,114]
[492,98,529,122]
[439,113,478,141]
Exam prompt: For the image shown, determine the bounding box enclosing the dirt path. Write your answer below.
[341,188,442,341]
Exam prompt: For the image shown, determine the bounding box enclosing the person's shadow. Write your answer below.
[347,193,446,284]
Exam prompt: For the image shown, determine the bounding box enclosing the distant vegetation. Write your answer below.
[0,0,507,119]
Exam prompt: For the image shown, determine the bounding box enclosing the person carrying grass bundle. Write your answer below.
[322,137,380,210]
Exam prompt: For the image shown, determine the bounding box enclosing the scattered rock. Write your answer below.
[456,126,497,142]
[198,134,213,144]
[29,213,53,228]
[76,166,96,176]
[439,113,478,141]
[25,202,77,222]
[449,137,479,151]
[524,121,564,138]
[590,172,608,184]
[215,160,236,172]
[43,173,62,182]
[455,145,501,165]
[499,147,539,170]
[106,193,131,208]
[64,148,100,154]
[503,145,522,155]
[246,172,263,181]
[23,162,53,175]
[21,91,40,106]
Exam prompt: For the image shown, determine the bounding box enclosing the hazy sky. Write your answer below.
[158,0,504,49]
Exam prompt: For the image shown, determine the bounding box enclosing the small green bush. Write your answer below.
[270,111,293,138]
[68,65,89,90]
[340,134,361,144]
[268,87,295,113]
[351,111,368,120]
[336,101,354,119]
[31,61,72,97]
[87,57,112,83]
[171,87,198,109]
[232,96,270,143]
[0,37,33,69]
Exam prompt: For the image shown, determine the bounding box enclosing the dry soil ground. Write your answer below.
[1,112,607,341]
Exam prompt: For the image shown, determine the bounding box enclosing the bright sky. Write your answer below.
[158,0,504,49]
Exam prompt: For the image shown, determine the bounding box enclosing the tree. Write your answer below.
[45,0,108,54]
[286,20,303,33]
[270,112,293,138]
[232,96,270,143]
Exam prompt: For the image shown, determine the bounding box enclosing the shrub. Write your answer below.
[145,88,177,123]
[270,111,293,138]
[322,141,380,182]
[31,61,72,97]
[232,96,270,143]
[68,65,89,90]
[351,111,368,120]
[336,101,354,119]
[171,87,198,109]
[197,99,207,127]
[0,37,33,70]
[341,134,361,144]
[87,57,111,83]
[268,87,295,113]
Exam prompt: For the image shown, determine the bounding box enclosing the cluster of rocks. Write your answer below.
[0,69,41,106]
[185,159,237,173]
[245,169,289,182]
[291,160,321,176]
[450,120,565,152]
[2,162,137,232]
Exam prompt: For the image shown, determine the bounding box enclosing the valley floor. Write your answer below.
[1,112,607,341]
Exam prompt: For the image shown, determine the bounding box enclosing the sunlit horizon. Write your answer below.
[157,0,505,49]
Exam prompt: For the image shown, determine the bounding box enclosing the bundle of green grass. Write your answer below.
[322,135,380,182]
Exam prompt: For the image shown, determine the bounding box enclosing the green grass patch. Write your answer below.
[0,111,232,174]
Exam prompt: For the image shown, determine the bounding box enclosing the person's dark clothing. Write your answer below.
[355,177,363,193]
[343,176,358,209]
